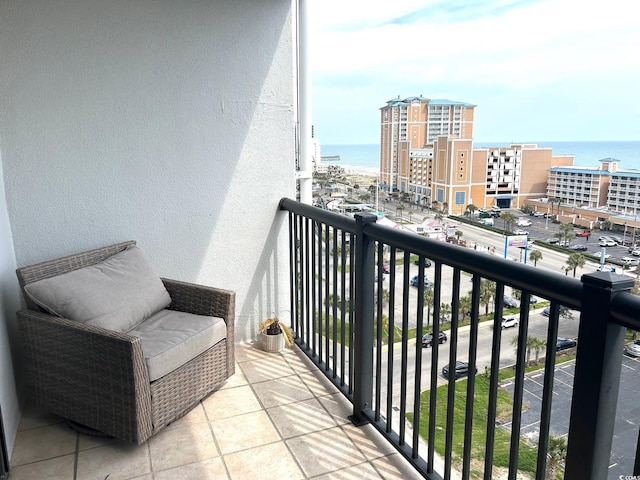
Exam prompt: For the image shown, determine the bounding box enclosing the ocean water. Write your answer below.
[321,141,640,172]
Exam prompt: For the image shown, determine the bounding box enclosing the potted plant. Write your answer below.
[259,316,294,352]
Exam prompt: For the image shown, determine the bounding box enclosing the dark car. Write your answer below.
[410,275,433,287]
[543,305,569,317]
[413,258,432,267]
[571,244,588,251]
[503,296,519,308]
[556,337,577,351]
[422,331,447,347]
[442,361,477,380]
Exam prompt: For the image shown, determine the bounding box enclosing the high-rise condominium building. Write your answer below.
[380,96,574,214]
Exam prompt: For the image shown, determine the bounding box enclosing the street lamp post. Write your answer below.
[545,206,550,229]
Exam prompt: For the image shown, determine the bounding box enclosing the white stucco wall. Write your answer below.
[0,0,296,348]
[0,156,21,457]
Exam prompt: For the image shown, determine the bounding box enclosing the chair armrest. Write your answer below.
[162,278,235,376]
[17,309,153,442]
[162,278,235,323]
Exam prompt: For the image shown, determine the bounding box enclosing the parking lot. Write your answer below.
[500,353,640,478]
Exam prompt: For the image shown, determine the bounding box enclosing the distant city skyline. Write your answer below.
[310,0,640,145]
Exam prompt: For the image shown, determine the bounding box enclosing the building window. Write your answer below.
[455,192,465,205]
[437,189,444,202]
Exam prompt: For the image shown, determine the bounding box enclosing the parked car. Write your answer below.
[413,258,432,267]
[545,238,559,244]
[442,361,476,380]
[621,257,640,267]
[529,297,538,304]
[543,305,570,317]
[422,331,447,347]
[503,296,519,308]
[632,249,640,257]
[628,245,640,253]
[501,316,519,329]
[571,244,588,251]
[593,251,611,260]
[575,230,591,237]
[517,219,532,227]
[514,229,529,236]
[533,211,544,217]
[556,337,577,351]
[599,239,616,247]
[410,275,432,287]
[625,340,640,357]
[381,263,390,274]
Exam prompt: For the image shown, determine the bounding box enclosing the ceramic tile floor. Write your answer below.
[8,343,425,480]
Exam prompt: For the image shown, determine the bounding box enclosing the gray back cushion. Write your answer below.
[24,245,171,332]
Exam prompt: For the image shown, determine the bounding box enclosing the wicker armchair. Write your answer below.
[16,240,235,444]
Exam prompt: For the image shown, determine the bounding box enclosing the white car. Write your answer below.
[517,219,532,227]
[593,251,611,260]
[533,211,544,217]
[621,257,640,266]
[632,249,640,257]
[626,340,640,357]
[514,230,529,236]
[599,239,616,247]
[501,316,519,329]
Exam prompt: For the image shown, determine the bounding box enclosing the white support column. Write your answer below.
[296,0,312,205]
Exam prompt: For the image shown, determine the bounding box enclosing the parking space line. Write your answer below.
[622,362,635,371]
[523,386,542,402]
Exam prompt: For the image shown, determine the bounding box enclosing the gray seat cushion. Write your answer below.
[128,309,227,381]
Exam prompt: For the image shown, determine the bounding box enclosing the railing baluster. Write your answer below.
[484,281,504,480]
[413,255,425,460]
[374,242,384,422]
[535,301,560,480]
[508,282,529,480]
[462,271,479,480]
[386,246,397,433]
[398,251,411,446]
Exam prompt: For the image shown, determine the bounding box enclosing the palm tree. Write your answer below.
[458,293,472,320]
[359,193,371,203]
[440,303,452,323]
[501,211,516,234]
[407,210,414,223]
[531,337,546,365]
[441,202,449,214]
[559,222,574,245]
[512,335,543,366]
[431,200,439,212]
[455,230,463,244]
[566,252,585,277]
[423,289,434,327]
[466,204,478,218]
[479,279,496,315]
[396,203,405,221]
[530,249,543,266]
[546,435,568,479]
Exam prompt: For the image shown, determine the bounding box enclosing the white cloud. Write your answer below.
[310,0,640,143]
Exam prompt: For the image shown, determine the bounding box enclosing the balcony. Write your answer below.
[6,198,640,479]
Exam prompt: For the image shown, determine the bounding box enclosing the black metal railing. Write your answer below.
[280,198,640,480]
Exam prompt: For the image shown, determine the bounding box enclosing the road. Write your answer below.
[377,308,580,409]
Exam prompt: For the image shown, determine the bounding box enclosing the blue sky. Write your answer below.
[310,0,640,145]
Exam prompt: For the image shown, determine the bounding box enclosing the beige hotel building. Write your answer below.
[379,96,574,215]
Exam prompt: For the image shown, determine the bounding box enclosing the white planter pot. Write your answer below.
[261,332,284,352]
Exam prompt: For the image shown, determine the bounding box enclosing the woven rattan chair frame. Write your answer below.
[16,241,235,444]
